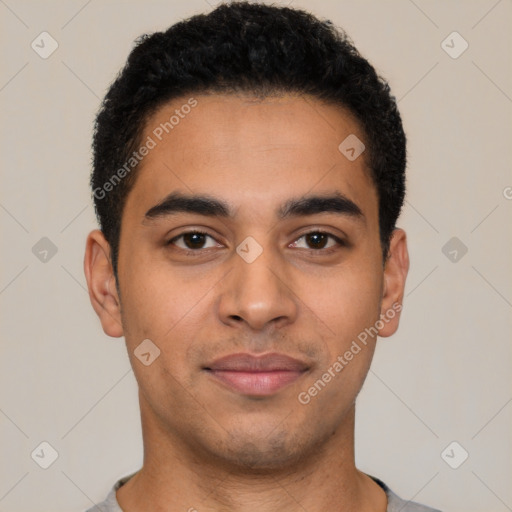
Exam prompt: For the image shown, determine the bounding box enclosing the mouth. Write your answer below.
[203,352,310,397]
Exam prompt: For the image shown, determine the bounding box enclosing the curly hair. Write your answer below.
[91,1,406,278]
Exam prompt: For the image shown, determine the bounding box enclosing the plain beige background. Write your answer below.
[1,1,511,511]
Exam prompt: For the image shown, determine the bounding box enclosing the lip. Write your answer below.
[204,352,310,397]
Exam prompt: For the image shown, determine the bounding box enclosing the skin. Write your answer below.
[84,93,409,512]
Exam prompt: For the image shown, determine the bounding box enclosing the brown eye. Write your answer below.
[305,232,329,249]
[169,231,220,251]
[182,232,207,249]
[290,231,343,251]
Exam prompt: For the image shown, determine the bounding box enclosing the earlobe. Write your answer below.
[378,228,409,338]
[84,229,124,338]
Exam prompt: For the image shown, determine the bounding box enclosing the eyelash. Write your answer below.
[167,229,346,256]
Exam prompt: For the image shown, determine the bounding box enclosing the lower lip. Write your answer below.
[206,370,305,396]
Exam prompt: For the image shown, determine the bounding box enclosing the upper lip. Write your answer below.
[204,352,310,372]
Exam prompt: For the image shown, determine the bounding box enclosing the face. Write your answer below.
[85,93,408,470]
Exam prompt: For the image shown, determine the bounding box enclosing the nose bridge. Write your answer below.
[218,236,297,330]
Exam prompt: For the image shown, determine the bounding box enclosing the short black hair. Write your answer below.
[91,1,406,279]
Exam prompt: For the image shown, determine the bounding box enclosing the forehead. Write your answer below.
[123,93,377,223]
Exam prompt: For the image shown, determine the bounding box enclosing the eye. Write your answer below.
[168,231,220,251]
[167,229,345,255]
[289,231,344,251]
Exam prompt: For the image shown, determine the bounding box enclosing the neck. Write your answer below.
[117,399,386,512]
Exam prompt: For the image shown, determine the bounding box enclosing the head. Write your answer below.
[85,2,409,471]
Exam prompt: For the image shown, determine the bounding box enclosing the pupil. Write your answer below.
[185,233,205,249]
[307,233,327,249]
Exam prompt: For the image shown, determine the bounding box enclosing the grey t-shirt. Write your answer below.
[86,473,441,511]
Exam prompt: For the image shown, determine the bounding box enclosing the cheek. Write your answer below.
[305,260,383,349]
[296,265,382,415]
[121,291,202,409]
[118,254,220,384]
[118,243,197,339]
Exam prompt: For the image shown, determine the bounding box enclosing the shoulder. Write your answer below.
[84,474,135,512]
[368,474,443,512]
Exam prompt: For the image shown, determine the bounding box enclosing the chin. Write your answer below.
[218,443,301,473]
[202,424,324,474]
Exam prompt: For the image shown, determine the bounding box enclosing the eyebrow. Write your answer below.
[278,193,363,221]
[143,191,364,223]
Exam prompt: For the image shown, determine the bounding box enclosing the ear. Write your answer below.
[378,228,409,338]
[84,229,124,338]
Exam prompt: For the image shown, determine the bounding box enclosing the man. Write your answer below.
[84,2,441,511]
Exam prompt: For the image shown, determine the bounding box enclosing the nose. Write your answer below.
[216,241,298,332]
